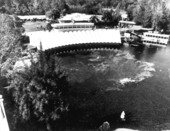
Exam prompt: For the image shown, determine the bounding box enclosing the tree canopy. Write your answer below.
[126,0,170,33]
[9,51,70,131]
[0,13,25,75]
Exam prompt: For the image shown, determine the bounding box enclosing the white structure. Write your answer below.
[120,111,126,121]
[114,128,139,131]
[120,11,128,21]
[51,22,94,32]
[26,29,121,51]
[58,13,101,23]
[54,13,101,31]
[0,95,10,131]
[18,15,46,20]
[119,21,136,28]
[142,32,169,47]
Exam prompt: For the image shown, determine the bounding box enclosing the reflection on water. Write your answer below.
[60,45,170,130]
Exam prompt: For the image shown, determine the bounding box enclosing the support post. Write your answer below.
[0,95,10,131]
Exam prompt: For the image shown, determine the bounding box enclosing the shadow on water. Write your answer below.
[121,45,159,62]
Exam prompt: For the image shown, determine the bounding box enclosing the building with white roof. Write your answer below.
[119,21,136,28]
[58,13,101,23]
[18,15,46,20]
[51,22,94,32]
[26,29,121,51]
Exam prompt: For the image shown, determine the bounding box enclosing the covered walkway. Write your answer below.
[26,29,121,51]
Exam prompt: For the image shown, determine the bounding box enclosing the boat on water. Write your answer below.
[142,32,170,47]
[119,21,169,47]
[121,30,170,48]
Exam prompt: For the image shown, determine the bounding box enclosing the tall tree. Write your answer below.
[0,14,24,76]
[155,1,170,33]
[10,51,69,131]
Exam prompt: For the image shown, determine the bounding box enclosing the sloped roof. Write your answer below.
[59,13,92,21]
[59,13,102,22]
[26,29,121,51]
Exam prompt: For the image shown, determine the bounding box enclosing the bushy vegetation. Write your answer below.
[132,0,170,33]
[0,13,27,130]
[0,14,25,75]
[8,51,70,131]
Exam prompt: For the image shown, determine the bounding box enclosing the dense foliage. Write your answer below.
[1,0,170,32]
[133,0,170,32]
[8,51,70,131]
[0,13,25,75]
[0,0,134,15]
[0,13,27,131]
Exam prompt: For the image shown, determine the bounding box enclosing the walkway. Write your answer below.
[26,29,121,52]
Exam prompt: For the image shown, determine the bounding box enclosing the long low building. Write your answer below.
[26,29,121,51]
[18,15,46,20]
[58,13,102,23]
[51,22,95,31]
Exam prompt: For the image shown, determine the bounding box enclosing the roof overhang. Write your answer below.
[26,29,121,51]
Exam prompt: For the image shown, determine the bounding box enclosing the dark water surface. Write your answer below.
[59,45,170,130]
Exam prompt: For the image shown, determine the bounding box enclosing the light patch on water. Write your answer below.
[115,51,134,60]
[119,78,136,85]
[114,128,139,131]
[95,63,109,72]
[119,61,155,85]
[89,56,101,62]
[60,50,156,86]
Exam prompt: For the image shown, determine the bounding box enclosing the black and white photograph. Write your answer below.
[1,0,170,131]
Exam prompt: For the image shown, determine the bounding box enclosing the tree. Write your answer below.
[46,23,53,31]
[102,10,114,23]
[126,4,136,20]
[42,0,53,12]
[101,10,121,26]
[133,0,147,25]
[46,9,60,20]
[9,51,69,131]
[132,0,170,32]
[90,15,100,24]
[50,0,69,13]
[0,13,26,131]
[143,5,152,28]
[83,0,101,14]
[154,1,170,33]
[0,14,24,76]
